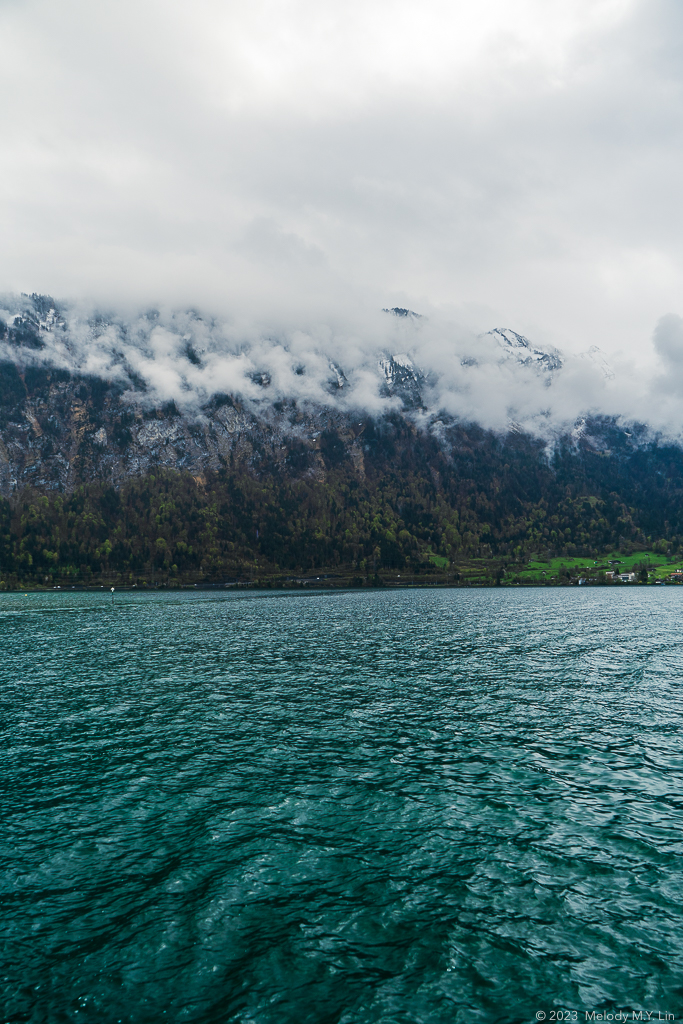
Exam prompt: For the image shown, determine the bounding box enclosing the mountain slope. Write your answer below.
[1,294,682,586]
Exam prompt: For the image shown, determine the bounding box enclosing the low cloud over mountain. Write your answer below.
[1,293,673,439]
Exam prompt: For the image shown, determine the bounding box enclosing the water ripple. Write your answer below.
[2,588,683,1022]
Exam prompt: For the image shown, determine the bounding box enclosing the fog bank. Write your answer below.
[2,294,680,440]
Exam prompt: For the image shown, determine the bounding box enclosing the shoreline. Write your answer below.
[1,580,677,594]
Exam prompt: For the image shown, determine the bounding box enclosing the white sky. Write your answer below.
[1,0,682,362]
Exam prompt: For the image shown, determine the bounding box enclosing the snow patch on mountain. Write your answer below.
[378,353,425,408]
[487,328,563,374]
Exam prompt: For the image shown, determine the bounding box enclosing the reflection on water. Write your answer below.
[2,587,683,1023]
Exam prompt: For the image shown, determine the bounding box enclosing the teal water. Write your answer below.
[2,588,683,1023]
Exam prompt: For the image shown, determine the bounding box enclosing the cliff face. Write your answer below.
[0,295,671,530]
[0,360,380,498]
[0,345,666,502]
[0,295,445,496]
[0,292,595,501]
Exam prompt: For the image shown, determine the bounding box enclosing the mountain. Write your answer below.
[486,328,563,375]
[0,293,681,587]
[378,353,426,408]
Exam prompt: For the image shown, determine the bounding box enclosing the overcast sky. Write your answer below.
[1,0,682,361]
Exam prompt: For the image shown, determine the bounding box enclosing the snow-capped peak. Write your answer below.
[486,328,563,373]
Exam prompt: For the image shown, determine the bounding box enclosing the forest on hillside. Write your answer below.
[2,414,683,588]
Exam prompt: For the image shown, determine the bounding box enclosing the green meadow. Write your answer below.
[509,552,683,584]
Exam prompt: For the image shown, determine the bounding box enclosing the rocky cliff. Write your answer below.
[0,360,377,498]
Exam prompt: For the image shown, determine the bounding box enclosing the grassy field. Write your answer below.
[423,549,683,586]
[506,551,683,584]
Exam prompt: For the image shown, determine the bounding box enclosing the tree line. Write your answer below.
[2,416,683,587]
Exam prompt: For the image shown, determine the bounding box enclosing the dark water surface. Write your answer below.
[2,587,683,1023]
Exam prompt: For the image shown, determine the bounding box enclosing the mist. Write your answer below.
[1,292,679,440]
[2,0,683,437]
[1,0,683,370]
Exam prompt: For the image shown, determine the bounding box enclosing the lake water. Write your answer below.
[2,587,683,1023]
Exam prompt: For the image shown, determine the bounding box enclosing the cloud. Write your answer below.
[4,292,681,440]
[653,314,683,369]
[1,0,683,383]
